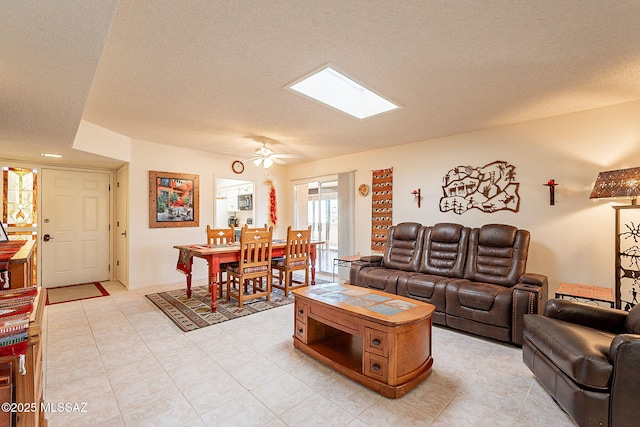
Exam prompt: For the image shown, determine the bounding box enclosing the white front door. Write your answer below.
[41,169,110,287]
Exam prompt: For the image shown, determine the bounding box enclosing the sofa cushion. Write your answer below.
[381,222,425,272]
[357,267,415,294]
[446,280,512,328]
[524,314,615,390]
[420,223,469,278]
[464,224,529,287]
[397,274,448,312]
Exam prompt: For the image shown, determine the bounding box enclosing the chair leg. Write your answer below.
[266,274,271,302]
[226,274,231,302]
[238,279,244,308]
[218,271,224,298]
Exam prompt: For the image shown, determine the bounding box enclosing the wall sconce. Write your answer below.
[543,179,558,205]
[411,189,421,208]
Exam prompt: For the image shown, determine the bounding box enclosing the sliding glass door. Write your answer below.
[294,172,355,279]
[295,178,338,274]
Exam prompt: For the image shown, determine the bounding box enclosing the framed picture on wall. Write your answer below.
[149,171,200,228]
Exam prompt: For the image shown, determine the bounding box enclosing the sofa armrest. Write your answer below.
[511,280,548,345]
[518,272,548,287]
[359,255,382,264]
[609,334,640,425]
[544,299,628,333]
[349,257,382,287]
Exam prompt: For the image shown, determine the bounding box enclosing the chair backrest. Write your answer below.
[464,224,529,287]
[624,304,640,334]
[243,224,268,232]
[420,223,470,278]
[381,222,425,272]
[238,226,273,274]
[206,225,235,245]
[283,226,312,267]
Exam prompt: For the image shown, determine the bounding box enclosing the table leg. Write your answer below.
[310,248,317,286]
[208,257,221,312]
[186,256,194,298]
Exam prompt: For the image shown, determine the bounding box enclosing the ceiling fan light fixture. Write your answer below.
[263,157,274,168]
[253,157,263,167]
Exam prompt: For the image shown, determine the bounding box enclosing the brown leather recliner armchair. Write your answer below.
[523,299,640,427]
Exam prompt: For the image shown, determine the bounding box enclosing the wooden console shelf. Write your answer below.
[2,240,36,289]
[0,287,46,427]
[293,284,434,398]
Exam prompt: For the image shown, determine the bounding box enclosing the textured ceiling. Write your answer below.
[3,1,640,169]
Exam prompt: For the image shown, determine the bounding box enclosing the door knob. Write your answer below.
[43,234,53,242]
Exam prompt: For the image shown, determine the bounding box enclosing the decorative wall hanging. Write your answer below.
[614,205,640,310]
[371,168,393,252]
[265,179,277,227]
[439,161,520,214]
[149,171,199,228]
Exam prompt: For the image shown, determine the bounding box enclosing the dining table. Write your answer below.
[174,240,325,311]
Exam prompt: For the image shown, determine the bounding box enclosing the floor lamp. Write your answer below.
[589,167,640,310]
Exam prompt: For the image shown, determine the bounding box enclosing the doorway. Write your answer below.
[295,178,338,274]
[215,178,255,237]
[40,168,110,287]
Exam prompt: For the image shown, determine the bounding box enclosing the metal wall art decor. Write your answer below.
[439,161,520,214]
[149,171,199,228]
[615,205,640,310]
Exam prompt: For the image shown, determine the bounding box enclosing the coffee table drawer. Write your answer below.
[295,301,308,323]
[364,328,388,356]
[364,352,388,382]
[294,319,306,343]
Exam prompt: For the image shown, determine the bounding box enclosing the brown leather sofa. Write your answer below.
[349,222,548,345]
[523,299,640,427]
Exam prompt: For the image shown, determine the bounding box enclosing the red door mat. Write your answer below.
[46,282,109,305]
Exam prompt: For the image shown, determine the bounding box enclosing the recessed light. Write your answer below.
[288,66,400,119]
[41,153,62,158]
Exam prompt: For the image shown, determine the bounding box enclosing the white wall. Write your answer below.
[286,100,640,295]
[127,139,289,289]
[73,120,132,162]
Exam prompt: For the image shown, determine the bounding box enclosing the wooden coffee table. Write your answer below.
[292,283,435,398]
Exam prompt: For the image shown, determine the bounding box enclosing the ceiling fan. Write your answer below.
[249,141,300,168]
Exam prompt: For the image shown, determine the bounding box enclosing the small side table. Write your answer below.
[555,282,615,308]
[332,255,362,282]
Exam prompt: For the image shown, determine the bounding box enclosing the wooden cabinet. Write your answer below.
[0,288,46,427]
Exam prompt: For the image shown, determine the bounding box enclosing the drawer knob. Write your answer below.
[372,364,380,371]
[297,327,303,334]
[298,309,304,315]
[372,339,381,346]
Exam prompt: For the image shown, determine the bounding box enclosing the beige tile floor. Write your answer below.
[42,279,577,426]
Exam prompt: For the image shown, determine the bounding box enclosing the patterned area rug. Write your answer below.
[146,285,294,332]
[46,282,109,305]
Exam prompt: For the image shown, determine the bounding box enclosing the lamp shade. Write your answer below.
[589,167,640,200]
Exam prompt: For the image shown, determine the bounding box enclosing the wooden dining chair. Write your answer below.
[206,224,235,245]
[205,225,235,298]
[226,226,273,307]
[272,226,312,297]
[242,224,268,232]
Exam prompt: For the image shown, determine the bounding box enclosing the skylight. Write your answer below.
[288,67,400,119]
